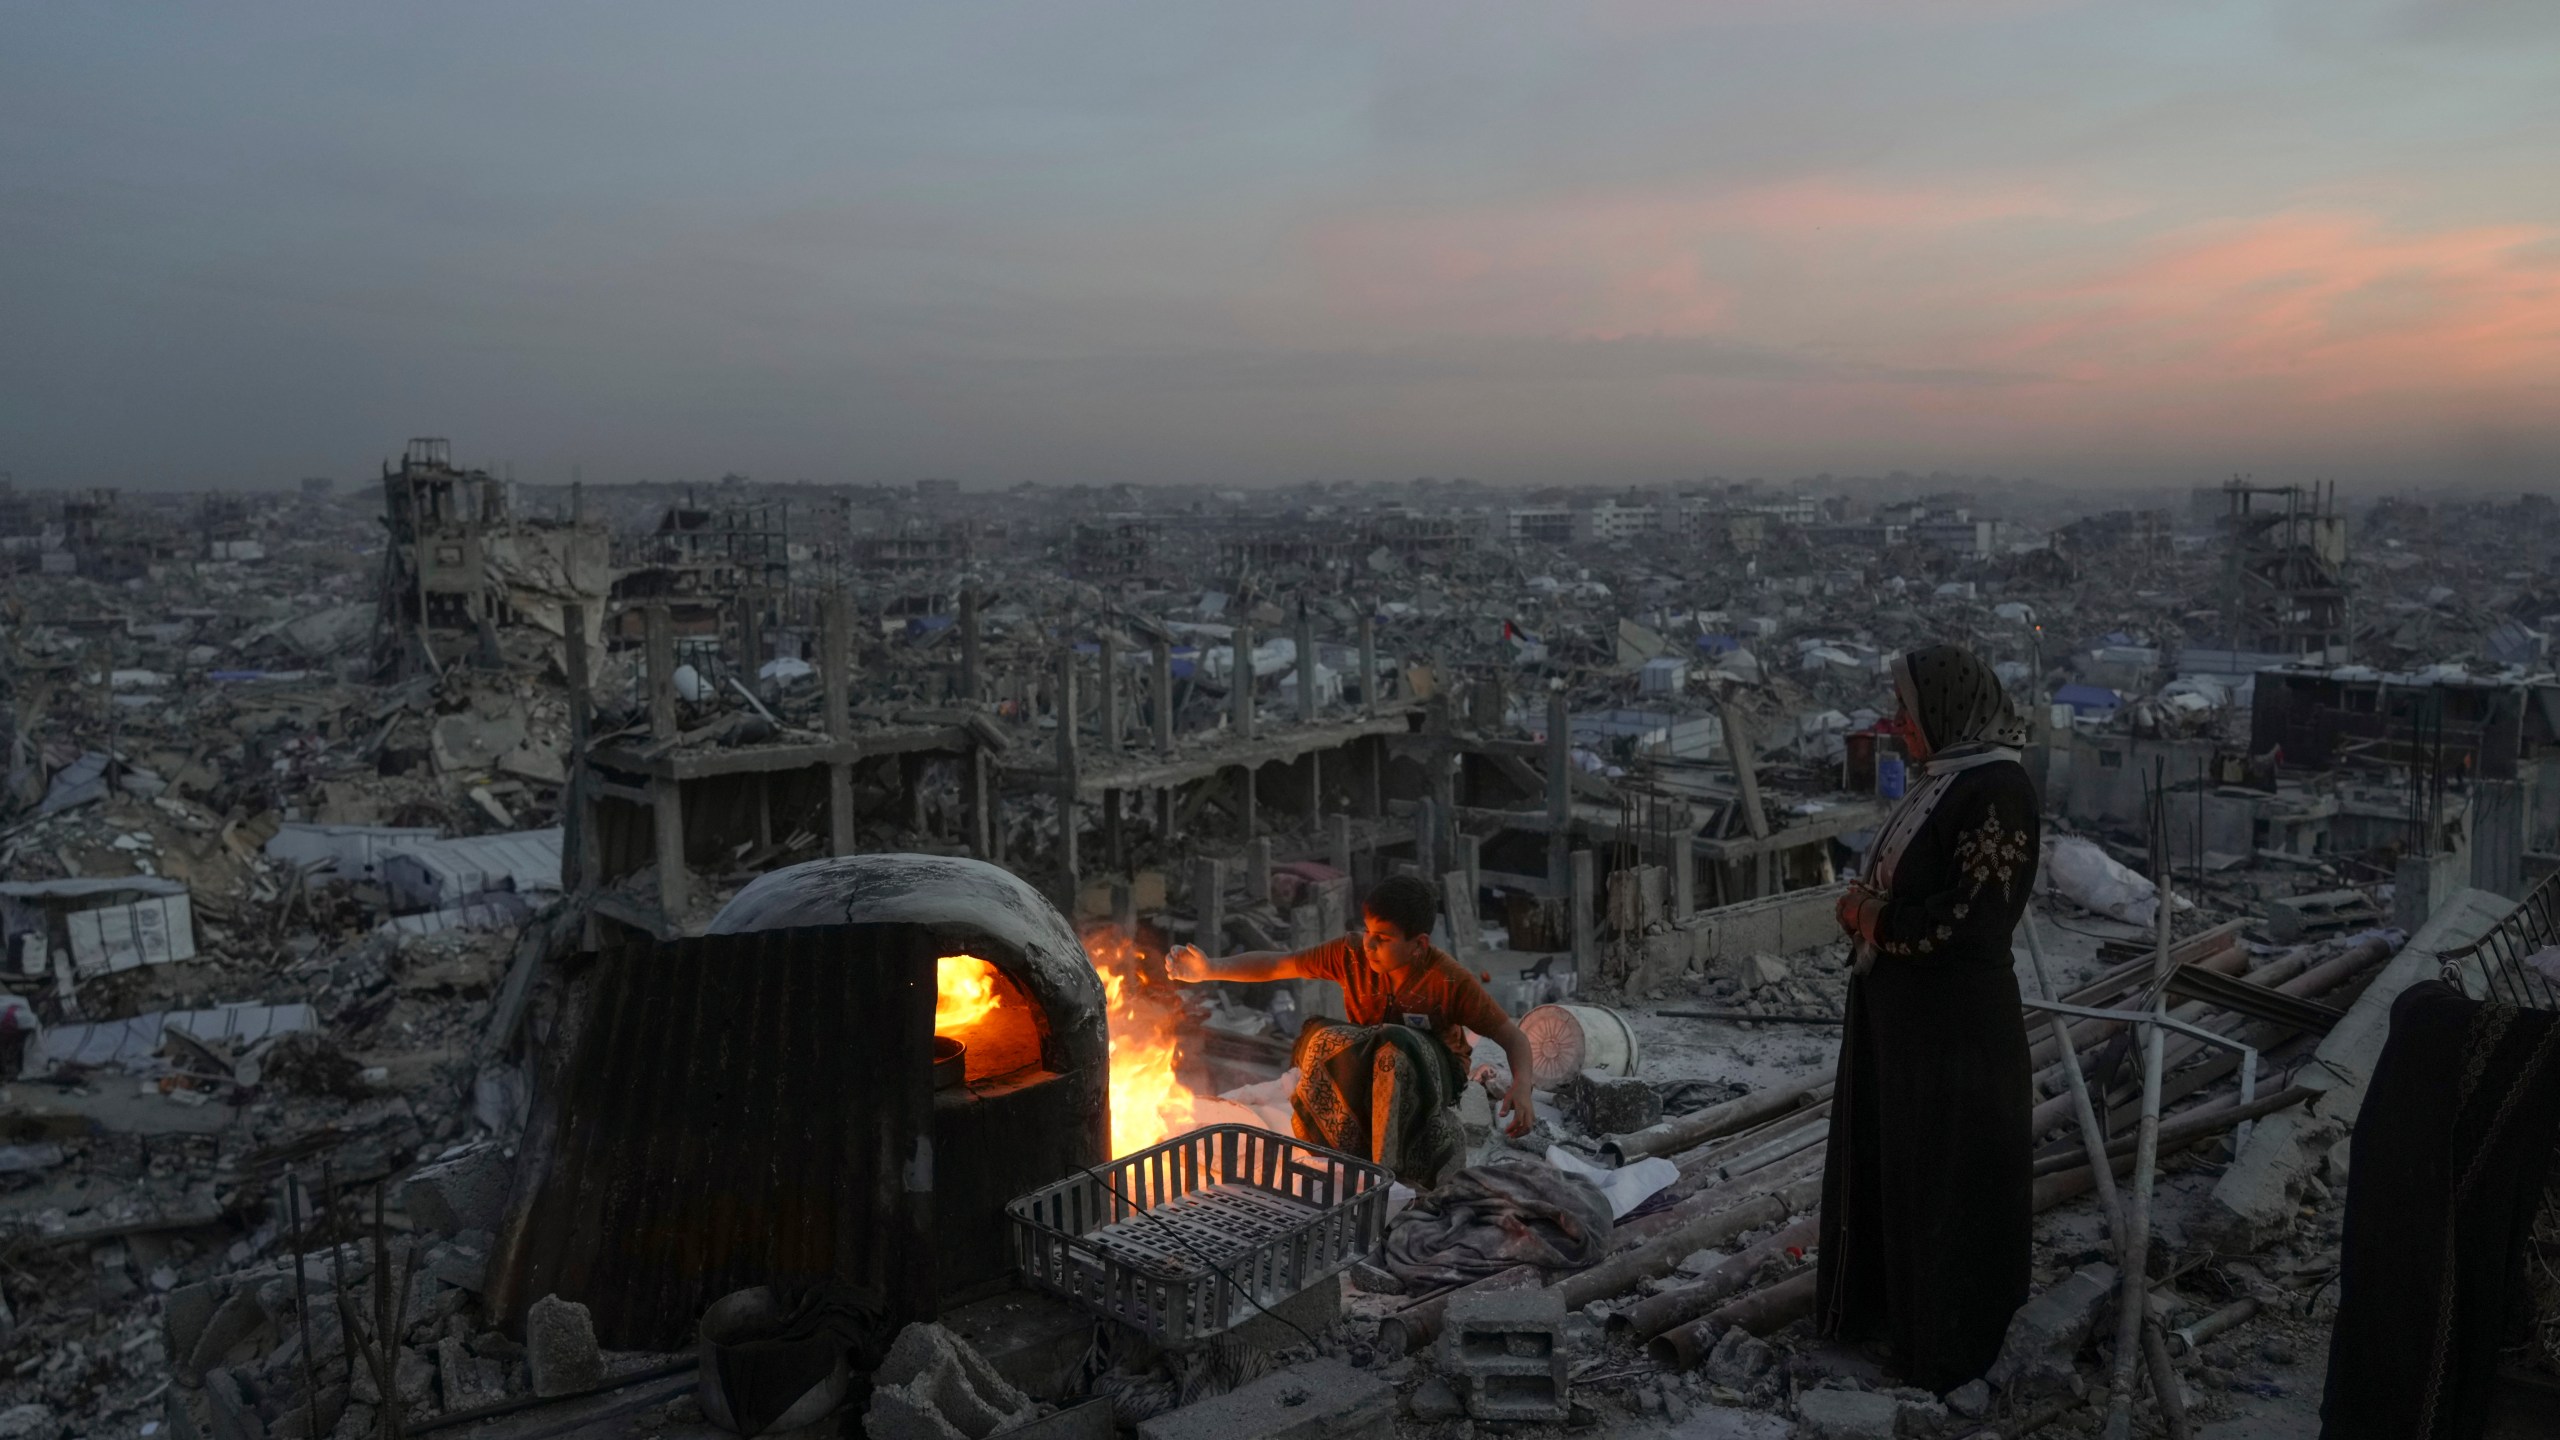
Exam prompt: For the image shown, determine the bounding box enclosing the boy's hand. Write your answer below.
[1499,1076,1538,1138]
[1165,944,1211,983]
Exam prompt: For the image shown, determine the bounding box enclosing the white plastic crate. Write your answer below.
[1006,1124,1389,1346]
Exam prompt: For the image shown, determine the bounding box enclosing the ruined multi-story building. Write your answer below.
[378,438,613,675]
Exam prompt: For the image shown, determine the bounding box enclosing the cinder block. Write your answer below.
[1133,1358,1391,1440]
[1439,1286,1569,1422]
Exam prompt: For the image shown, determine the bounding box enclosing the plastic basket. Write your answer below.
[1005,1123,1391,1346]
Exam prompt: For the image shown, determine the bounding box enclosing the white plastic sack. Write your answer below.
[2038,835,2193,926]
[1544,1144,1679,1221]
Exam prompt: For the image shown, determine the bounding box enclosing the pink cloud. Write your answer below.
[1992,212,2560,403]
[1299,177,2098,341]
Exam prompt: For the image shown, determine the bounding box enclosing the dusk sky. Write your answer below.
[5,2,2558,491]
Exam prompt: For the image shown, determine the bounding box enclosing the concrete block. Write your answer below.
[436,1334,504,1412]
[1440,1286,1569,1422]
[525,1294,603,1397]
[400,1141,512,1237]
[1792,1387,1898,1439]
[1985,1262,2115,1395]
[869,1321,1037,1440]
[1134,1358,1391,1440]
[1944,1379,1990,1420]
[1565,1070,1662,1136]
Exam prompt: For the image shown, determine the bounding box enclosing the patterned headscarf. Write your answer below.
[1891,643,2029,758]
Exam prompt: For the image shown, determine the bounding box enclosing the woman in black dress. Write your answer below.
[1816,643,2040,1393]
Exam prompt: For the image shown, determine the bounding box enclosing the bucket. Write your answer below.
[1519,1003,1642,1088]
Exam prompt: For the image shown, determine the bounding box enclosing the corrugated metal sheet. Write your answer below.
[380,828,563,913]
[264,823,442,882]
[488,925,937,1350]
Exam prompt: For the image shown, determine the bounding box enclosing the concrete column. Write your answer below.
[1546,691,1571,889]
[1328,813,1353,876]
[822,594,856,857]
[962,749,994,858]
[1245,836,1273,907]
[1239,764,1258,837]
[959,584,982,706]
[1672,839,1696,921]
[1358,612,1380,718]
[1056,649,1082,906]
[653,777,690,922]
[562,602,597,894]
[1304,751,1323,833]
[1365,735,1384,818]
[1442,869,1480,958]
[1570,849,1596,968]
[1195,856,1226,958]
[1103,786,1125,872]
[645,605,678,742]
[1460,832,1482,907]
[740,594,763,685]
[1430,747,1457,887]
[1151,637,1175,757]
[1295,604,1319,724]
[1416,796,1439,892]
[1232,622,1256,740]
[1098,633,1122,754]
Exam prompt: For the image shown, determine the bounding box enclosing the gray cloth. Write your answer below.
[1380,1156,1615,1289]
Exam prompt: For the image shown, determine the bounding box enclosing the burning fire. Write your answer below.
[1082,927,1210,1157]
[936,954,1005,1032]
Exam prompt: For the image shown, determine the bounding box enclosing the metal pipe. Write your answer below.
[2170,1297,2260,1356]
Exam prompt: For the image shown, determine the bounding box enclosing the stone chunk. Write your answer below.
[868,1321,1037,1440]
[525,1294,604,1397]
[1986,1262,2116,1395]
[1704,1328,1775,1389]
[1744,954,1793,990]
[1792,1387,1899,1439]
[401,1142,513,1237]
[1439,1286,1569,1423]
[1566,1070,1663,1136]
[436,1334,505,1411]
[1944,1379,1991,1420]
[1134,1358,1392,1440]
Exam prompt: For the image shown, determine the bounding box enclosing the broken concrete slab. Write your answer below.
[401,1141,513,1236]
[1986,1261,2115,1395]
[2207,890,2507,1248]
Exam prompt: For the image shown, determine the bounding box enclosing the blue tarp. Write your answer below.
[1695,634,1742,654]
[905,615,956,637]
[2055,683,2122,713]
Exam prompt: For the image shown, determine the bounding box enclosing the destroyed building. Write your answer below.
[2,463,2556,1440]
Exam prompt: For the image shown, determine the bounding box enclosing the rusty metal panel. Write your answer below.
[489,924,935,1350]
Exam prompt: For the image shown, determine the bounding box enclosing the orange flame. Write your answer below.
[1082,927,1210,1156]
[936,954,1004,1032]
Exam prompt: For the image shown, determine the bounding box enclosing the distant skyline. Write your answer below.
[6,2,2559,491]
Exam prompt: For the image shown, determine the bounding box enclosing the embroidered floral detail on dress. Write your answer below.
[1955,809,2033,901]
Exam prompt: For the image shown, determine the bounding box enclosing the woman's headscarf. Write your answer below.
[1891,643,2029,759]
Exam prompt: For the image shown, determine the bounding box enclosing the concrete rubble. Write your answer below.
[0,464,2550,1436]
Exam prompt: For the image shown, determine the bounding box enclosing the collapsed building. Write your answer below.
[1,461,2555,1439]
